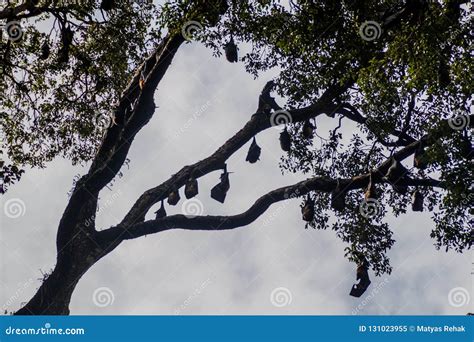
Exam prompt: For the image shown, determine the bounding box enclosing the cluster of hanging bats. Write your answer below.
[154,135,427,297]
[153,164,232,219]
[303,145,428,297]
[161,37,434,298]
[158,36,429,297]
[301,149,427,226]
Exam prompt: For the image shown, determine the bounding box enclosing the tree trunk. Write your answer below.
[14,262,83,315]
[14,228,118,315]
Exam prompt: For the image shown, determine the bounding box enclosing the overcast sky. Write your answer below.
[1,22,472,316]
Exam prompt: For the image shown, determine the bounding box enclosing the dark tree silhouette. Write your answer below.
[0,0,471,314]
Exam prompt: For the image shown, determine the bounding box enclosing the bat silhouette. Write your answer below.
[246,137,261,163]
[211,165,232,203]
[349,263,371,297]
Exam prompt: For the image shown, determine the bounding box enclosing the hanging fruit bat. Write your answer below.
[184,174,199,199]
[331,181,346,212]
[302,120,315,139]
[349,262,371,297]
[384,158,408,194]
[411,190,424,212]
[58,26,73,64]
[256,81,281,114]
[224,36,238,63]
[100,0,115,11]
[154,200,167,219]
[167,187,180,206]
[413,145,428,169]
[279,127,291,152]
[211,165,232,203]
[39,41,50,60]
[246,137,261,163]
[302,195,315,222]
[385,158,408,182]
[364,172,377,201]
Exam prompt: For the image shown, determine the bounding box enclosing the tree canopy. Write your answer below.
[1,0,472,314]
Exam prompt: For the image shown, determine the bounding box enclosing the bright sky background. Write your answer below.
[0,8,472,315]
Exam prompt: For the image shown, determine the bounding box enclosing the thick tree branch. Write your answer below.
[102,175,443,241]
[0,2,34,20]
[100,134,445,243]
[114,81,469,239]
[117,82,350,230]
[54,32,185,251]
[86,33,186,192]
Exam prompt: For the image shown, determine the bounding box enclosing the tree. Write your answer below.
[1,0,471,315]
